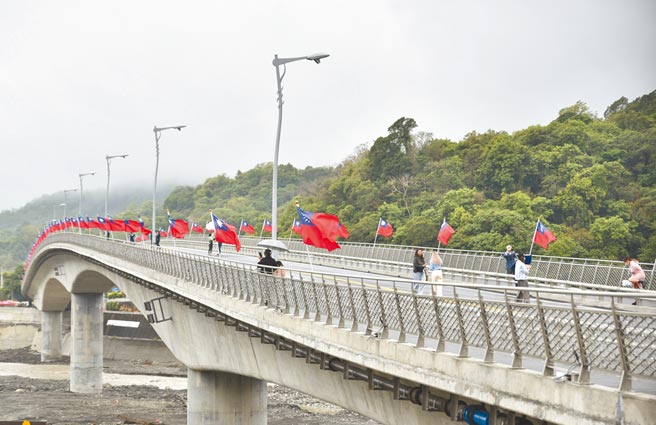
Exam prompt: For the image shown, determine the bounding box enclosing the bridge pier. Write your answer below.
[40,311,63,362]
[187,369,267,425]
[70,293,103,394]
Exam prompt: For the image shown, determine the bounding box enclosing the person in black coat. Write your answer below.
[257,249,278,274]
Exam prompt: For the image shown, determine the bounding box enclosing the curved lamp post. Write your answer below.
[260,53,329,253]
[78,172,95,217]
[105,155,128,218]
[152,125,185,241]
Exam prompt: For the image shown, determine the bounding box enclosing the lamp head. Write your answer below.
[306,53,329,64]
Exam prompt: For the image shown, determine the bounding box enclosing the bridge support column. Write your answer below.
[40,311,63,362]
[70,293,103,394]
[187,369,267,425]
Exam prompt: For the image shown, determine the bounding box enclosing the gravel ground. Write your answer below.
[0,347,380,425]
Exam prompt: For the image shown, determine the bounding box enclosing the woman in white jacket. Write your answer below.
[514,253,530,303]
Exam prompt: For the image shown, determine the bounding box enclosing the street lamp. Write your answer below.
[63,189,77,218]
[78,172,95,217]
[105,154,128,218]
[152,125,185,241]
[261,53,329,253]
[52,203,66,221]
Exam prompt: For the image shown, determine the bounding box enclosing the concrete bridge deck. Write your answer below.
[22,233,656,425]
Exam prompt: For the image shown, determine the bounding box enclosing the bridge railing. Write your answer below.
[28,233,656,392]
[223,235,655,290]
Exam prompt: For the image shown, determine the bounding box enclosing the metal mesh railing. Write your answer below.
[25,233,656,390]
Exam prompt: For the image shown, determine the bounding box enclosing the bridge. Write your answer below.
[22,232,656,425]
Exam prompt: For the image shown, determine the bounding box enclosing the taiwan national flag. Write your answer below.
[210,212,241,251]
[108,217,126,232]
[86,217,99,229]
[167,212,189,239]
[296,205,341,251]
[291,219,302,235]
[124,219,142,233]
[159,229,169,237]
[78,216,89,229]
[191,222,205,234]
[97,217,111,231]
[240,220,255,234]
[533,219,557,250]
[377,218,394,238]
[437,219,455,245]
[138,214,152,236]
[262,219,273,233]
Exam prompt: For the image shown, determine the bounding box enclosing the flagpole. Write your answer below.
[305,245,314,272]
[371,218,381,256]
[528,218,540,256]
[259,219,264,239]
[238,219,243,238]
[288,218,294,241]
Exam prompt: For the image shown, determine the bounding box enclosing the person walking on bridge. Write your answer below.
[623,257,645,289]
[208,232,214,255]
[514,253,530,303]
[502,245,516,275]
[412,248,427,293]
[258,249,278,274]
[428,252,444,296]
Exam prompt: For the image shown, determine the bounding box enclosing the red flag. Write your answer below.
[291,219,302,235]
[137,214,151,236]
[86,217,99,229]
[338,222,350,239]
[533,219,557,250]
[262,219,273,233]
[159,229,169,237]
[377,218,394,238]
[296,206,341,251]
[191,222,204,234]
[168,219,189,239]
[240,220,255,235]
[124,219,141,233]
[437,220,455,245]
[211,213,241,251]
[97,217,111,231]
[108,218,126,232]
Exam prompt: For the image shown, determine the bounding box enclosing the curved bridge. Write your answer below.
[22,233,656,425]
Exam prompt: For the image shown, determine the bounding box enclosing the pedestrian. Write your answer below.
[428,252,443,296]
[217,242,222,256]
[128,233,135,243]
[274,260,286,278]
[208,232,214,255]
[514,252,530,303]
[257,249,277,274]
[155,231,161,247]
[412,248,427,293]
[622,257,645,289]
[502,245,516,275]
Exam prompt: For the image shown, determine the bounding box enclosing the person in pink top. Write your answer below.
[623,257,646,289]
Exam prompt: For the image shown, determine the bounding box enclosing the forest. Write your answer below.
[164,91,656,262]
[1,91,654,275]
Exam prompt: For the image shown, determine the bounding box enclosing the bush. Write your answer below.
[105,301,120,311]
[106,291,126,299]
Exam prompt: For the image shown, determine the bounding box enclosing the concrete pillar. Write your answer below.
[41,310,63,362]
[70,293,103,393]
[187,369,267,425]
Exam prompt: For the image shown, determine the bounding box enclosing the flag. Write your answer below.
[137,214,152,236]
[210,212,241,251]
[78,216,89,229]
[377,218,394,238]
[86,216,99,229]
[291,219,302,235]
[124,219,141,233]
[64,218,73,229]
[191,222,204,234]
[159,229,169,237]
[108,217,126,232]
[240,220,255,234]
[167,211,189,239]
[437,219,455,245]
[338,221,350,239]
[262,219,273,233]
[533,219,557,250]
[296,205,341,251]
[97,216,111,231]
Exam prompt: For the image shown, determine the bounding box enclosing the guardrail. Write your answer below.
[26,233,656,392]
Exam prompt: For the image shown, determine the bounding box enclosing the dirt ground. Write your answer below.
[0,347,380,425]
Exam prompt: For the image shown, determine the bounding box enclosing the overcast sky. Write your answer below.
[1,0,654,213]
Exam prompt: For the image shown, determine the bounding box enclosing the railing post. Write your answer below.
[333,276,345,328]
[376,281,389,339]
[504,290,522,369]
[411,286,425,348]
[393,282,407,343]
[477,289,493,362]
[569,294,590,384]
[346,278,359,332]
[321,275,333,325]
[431,285,444,352]
[610,298,631,391]
[535,293,554,376]
[361,280,373,335]
[453,290,468,358]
